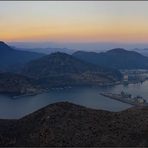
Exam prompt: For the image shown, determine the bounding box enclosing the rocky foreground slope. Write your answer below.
[0,102,148,147]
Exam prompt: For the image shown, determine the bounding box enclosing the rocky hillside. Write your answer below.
[0,73,39,96]
[0,102,148,146]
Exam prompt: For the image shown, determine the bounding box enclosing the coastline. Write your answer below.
[100,92,148,107]
[11,81,121,99]
[8,79,148,99]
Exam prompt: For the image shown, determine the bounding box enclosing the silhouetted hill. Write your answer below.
[13,46,76,54]
[73,48,148,69]
[0,102,148,146]
[0,41,44,72]
[106,48,131,53]
[22,52,122,87]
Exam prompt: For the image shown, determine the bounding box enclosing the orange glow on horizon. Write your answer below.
[2,22,148,43]
[1,1,148,43]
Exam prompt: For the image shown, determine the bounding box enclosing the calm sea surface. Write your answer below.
[1,80,148,119]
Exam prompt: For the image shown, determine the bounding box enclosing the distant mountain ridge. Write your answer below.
[0,41,122,91]
[22,52,122,87]
[13,47,76,54]
[0,41,44,72]
[73,48,148,69]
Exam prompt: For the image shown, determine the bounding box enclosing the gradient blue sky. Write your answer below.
[1,1,148,50]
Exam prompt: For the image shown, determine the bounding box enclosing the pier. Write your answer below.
[100,92,148,106]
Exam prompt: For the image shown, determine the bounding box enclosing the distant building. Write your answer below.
[136,98,145,104]
[123,74,128,82]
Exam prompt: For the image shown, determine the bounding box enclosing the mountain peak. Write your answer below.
[49,51,68,56]
[0,41,8,46]
[0,41,5,44]
[107,48,127,53]
[0,41,44,72]
[0,41,12,51]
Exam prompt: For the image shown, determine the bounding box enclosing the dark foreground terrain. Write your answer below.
[0,102,148,147]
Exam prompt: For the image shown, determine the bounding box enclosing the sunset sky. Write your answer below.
[1,1,148,44]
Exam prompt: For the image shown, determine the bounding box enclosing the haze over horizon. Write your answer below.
[1,1,148,50]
